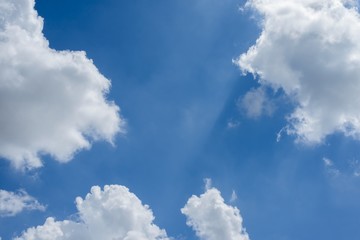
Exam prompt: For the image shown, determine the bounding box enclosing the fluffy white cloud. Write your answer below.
[0,0,123,169]
[237,0,360,143]
[15,184,251,240]
[181,188,249,240]
[0,189,45,217]
[15,185,169,240]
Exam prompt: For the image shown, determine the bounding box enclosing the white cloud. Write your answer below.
[238,87,274,119]
[181,187,249,240]
[15,185,169,240]
[237,0,360,143]
[15,184,251,240]
[0,189,45,217]
[0,0,124,169]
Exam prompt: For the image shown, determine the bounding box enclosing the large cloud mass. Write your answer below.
[15,185,169,240]
[0,189,45,217]
[0,0,123,169]
[181,188,249,240]
[237,0,360,143]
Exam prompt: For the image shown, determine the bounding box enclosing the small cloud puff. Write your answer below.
[238,87,274,119]
[230,190,238,203]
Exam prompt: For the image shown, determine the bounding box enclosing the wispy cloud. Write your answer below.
[322,157,360,178]
[0,189,45,217]
[227,119,241,129]
[238,87,274,119]
[322,157,340,177]
[204,178,212,191]
[230,190,238,203]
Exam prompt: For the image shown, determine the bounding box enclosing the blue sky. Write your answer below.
[1,0,360,239]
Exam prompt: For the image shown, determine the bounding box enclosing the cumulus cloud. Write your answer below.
[0,189,45,217]
[15,184,251,240]
[236,0,360,143]
[238,87,274,119]
[181,187,249,240]
[0,0,123,169]
[15,185,169,240]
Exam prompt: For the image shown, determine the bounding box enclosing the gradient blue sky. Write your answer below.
[1,0,360,239]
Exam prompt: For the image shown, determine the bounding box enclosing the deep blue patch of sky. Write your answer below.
[1,0,360,240]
